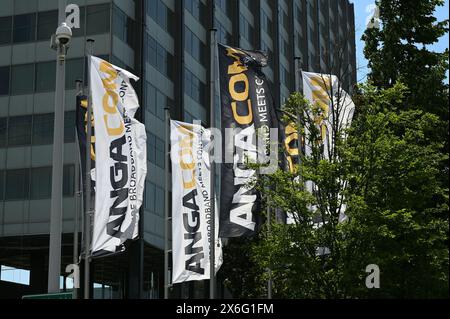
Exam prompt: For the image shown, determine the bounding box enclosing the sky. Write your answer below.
[352,0,450,83]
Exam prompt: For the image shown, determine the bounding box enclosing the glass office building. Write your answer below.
[0,0,356,299]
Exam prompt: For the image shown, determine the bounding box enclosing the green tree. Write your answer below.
[248,83,448,298]
[363,0,449,119]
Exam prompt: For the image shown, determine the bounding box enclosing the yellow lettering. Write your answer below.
[103,115,124,136]
[231,100,253,125]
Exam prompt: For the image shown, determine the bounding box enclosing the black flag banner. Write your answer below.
[76,95,96,209]
[76,95,96,256]
[218,43,279,238]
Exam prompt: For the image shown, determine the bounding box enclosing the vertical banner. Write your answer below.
[89,56,147,257]
[171,120,222,283]
[302,71,355,160]
[302,71,355,225]
[218,43,278,238]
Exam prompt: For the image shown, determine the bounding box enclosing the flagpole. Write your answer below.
[209,27,217,300]
[47,0,68,294]
[294,56,303,177]
[73,79,83,299]
[267,202,272,299]
[84,38,94,300]
[164,106,170,299]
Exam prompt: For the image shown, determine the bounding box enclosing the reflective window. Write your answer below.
[113,5,135,47]
[8,115,32,146]
[184,0,205,20]
[32,113,54,145]
[64,111,76,143]
[86,4,110,35]
[30,166,52,199]
[0,66,9,95]
[13,13,36,43]
[148,0,173,34]
[156,90,166,121]
[6,169,29,200]
[11,64,34,95]
[147,133,164,169]
[0,170,4,200]
[35,61,56,92]
[146,34,173,80]
[63,165,75,196]
[155,186,164,215]
[0,118,6,147]
[145,82,156,115]
[185,26,206,65]
[0,16,12,45]
[37,10,58,41]
[155,136,164,169]
[145,182,155,212]
[66,58,84,89]
[147,132,155,164]
[184,69,205,106]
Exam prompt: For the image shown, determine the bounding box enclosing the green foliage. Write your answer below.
[363,0,449,119]
[222,83,448,298]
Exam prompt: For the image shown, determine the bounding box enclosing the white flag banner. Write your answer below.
[90,56,147,257]
[171,120,223,283]
[286,72,355,227]
[302,71,355,160]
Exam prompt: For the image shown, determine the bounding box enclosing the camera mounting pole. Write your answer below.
[48,0,72,294]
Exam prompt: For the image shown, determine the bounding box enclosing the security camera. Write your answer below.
[55,22,72,46]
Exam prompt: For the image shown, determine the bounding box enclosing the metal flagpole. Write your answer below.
[73,79,83,299]
[294,57,303,175]
[267,201,272,299]
[164,106,170,299]
[209,28,217,300]
[48,0,68,293]
[84,38,95,299]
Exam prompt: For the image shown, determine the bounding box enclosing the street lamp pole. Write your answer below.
[48,0,70,294]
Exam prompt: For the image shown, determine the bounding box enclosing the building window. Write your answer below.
[37,10,58,41]
[147,0,173,34]
[215,0,232,16]
[0,66,9,95]
[32,113,54,145]
[155,185,164,215]
[145,181,155,212]
[13,13,36,43]
[30,167,52,199]
[239,14,253,44]
[0,16,12,45]
[0,118,6,148]
[66,58,84,89]
[0,170,4,200]
[35,61,56,92]
[216,20,231,44]
[185,26,206,65]
[8,115,32,146]
[261,10,272,36]
[146,34,173,79]
[11,64,34,95]
[184,69,205,106]
[184,0,205,20]
[64,111,76,143]
[113,5,135,47]
[5,169,29,200]
[147,132,165,169]
[86,4,110,35]
[63,165,75,196]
